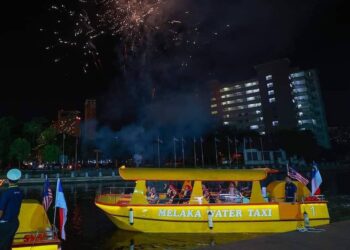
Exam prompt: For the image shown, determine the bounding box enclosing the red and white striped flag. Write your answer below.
[287,165,309,185]
[42,176,53,211]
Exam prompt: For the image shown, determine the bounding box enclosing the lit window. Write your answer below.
[269,97,276,103]
[259,117,264,121]
[247,103,261,108]
[266,75,272,80]
[297,104,302,108]
[223,121,230,125]
[294,95,308,101]
[211,97,216,101]
[246,89,260,94]
[267,82,273,88]
[220,87,233,93]
[211,111,218,115]
[293,88,307,93]
[250,125,259,130]
[211,104,217,108]
[290,72,305,78]
[272,121,279,126]
[292,80,306,86]
[298,112,303,116]
[245,82,258,87]
[224,114,230,118]
[256,110,262,114]
[233,84,242,89]
[259,131,266,135]
[268,90,274,96]
[247,96,257,101]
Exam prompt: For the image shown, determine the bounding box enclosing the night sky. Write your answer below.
[0,0,349,126]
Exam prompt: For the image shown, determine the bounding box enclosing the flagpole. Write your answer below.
[235,137,238,168]
[193,137,197,167]
[173,137,177,168]
[227,137,231,168]
[181,137,185,167]
[53,178,58,229]
[214,138,218,168]
[260,137,264,163]
[157,136,160,168]
[200,137,204,168]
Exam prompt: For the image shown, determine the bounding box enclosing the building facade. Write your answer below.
[210,59,330,148]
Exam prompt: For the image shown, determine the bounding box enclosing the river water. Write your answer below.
[17,181,350,250]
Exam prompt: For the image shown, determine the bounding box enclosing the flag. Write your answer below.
[55,178,68,240]
[311,162,322,195]
[287,165,309,186]
[42,176,53,212]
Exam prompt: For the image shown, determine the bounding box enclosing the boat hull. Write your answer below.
[96,202,330,233]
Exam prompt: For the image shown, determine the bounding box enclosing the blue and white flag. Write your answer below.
[55,178,68,240]
[311,162,322,195]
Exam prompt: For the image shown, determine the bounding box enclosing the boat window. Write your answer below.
[201,181,252,204]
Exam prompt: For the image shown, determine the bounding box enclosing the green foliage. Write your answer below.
[42,144,60,163]
[23,117,48,146]
[37,127,58,146]
[10,138,31,166]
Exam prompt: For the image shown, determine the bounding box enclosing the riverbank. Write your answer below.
[18,175,122,184]
[201,220,350,250]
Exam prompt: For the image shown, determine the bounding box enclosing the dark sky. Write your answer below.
[0,0,349,126]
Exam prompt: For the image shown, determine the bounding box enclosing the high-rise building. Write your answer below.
[211,79,265,135]
[210,59,330,148]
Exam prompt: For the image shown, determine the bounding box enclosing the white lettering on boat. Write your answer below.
[248,209,272,217]
[158,208,272,218]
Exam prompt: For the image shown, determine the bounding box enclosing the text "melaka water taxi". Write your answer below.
[95,166,329,233]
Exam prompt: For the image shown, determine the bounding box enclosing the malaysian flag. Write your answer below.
[287,165,309,185]
[42,176,53,211]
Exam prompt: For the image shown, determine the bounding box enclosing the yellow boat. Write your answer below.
[95,166,330,233]
[12,200,61,250]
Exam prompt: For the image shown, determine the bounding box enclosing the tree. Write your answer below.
[23,117,48,147]
[37,127,58,146]
[9,138,31,167]
[42,144,60,163]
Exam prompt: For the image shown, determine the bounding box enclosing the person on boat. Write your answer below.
[0,168,23,250]
[285,176,297,202]
[179,185,192,204]
[202,184,215,203]
[166,184,178,204]
[227,182,243,203]
[147,187,159,204]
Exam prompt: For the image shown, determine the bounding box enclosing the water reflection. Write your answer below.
[104,231,262,250]
[16,181,350,250]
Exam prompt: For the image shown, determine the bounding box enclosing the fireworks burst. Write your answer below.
[97,0,165,47]
[42,1,103,73]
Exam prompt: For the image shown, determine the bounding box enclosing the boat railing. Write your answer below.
[95,186,135,205]
[13,225,60,246]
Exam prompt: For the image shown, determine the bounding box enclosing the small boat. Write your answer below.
[12,200,61,250]
[95,166,329,233]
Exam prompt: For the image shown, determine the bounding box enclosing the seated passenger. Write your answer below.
[179,185,192,204]
[227,182,243,203]
[148,187,159,204]
[202,184,215,203]
[166,184,179,204]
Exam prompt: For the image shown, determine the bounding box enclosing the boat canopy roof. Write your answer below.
[119,166,278,181]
